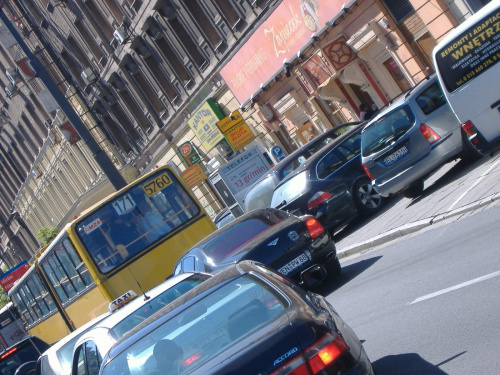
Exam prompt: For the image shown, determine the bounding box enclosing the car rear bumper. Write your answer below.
[292,239,337,288]
[372,136,462,197]
[317,190,358,229]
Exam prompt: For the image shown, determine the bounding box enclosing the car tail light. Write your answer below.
[461,120,480,145]
[305,217,324,238]
[307,191,333,210]
[271,334,348,375]
[419,123,440,144]
[362,162,374,180]
[0,347,17,359]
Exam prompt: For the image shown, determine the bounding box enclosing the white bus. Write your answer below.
[433,2,500,155]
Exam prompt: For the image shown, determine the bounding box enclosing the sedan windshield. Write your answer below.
[361,106,415,157]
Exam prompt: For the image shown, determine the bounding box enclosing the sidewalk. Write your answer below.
[335,153,500,259]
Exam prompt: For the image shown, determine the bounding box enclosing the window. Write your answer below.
[336,132,362,160]
[384,58,411,92]
[101,276,286,375]
[383,0,415,23]
[40,236,93,304]
[317,150,343,179]
[416,82,446,115]
[11,272,57,325]
[84,341,101,375]
[76,171,200,274]
[203,210,288,262]
[362,106,416,157]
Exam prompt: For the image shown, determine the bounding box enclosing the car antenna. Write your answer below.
[136,280,150,301]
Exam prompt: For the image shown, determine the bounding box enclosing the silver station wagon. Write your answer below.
[360,74,480,199]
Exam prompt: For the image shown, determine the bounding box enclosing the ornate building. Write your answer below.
[0,0,489,267]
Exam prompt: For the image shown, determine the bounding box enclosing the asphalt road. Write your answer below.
[333,151,500,256]
[318,205,500,374]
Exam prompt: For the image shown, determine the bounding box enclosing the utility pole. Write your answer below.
[0,8,127,190]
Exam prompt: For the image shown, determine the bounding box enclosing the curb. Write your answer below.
[337,192,500,260]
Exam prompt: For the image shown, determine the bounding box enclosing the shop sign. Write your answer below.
[180,163,206,189]
[224,123,255,151]
[216,111,256,152]
[323,36,357,71]
[0,261,30,292]
[302,54,333,87]
[218,147,271,207]
[220,0,345,104]
[177,141,201,167]
[187,99,225,152]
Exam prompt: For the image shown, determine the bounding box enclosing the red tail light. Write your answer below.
[305,218,324,238]
[461,121,480,144]
[271,334,348,375]
[362,163,374,180]
[307,191,333,210]
[419,123,440,144]
[0,347,17,359]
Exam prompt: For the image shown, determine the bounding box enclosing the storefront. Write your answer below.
[219,0,456,145]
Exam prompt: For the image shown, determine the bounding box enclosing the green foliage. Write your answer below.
[0,266,9,308]
[36,226,59,247]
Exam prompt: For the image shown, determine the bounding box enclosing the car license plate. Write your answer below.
[278,253,310,275]
[383,146,409,167]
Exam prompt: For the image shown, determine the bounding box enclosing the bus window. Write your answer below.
[76,169,201,274]
[40,235,94,304]
[11,271,57,325]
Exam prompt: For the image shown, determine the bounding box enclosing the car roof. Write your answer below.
[364,74,437,126]
[245,122,363,187]
[178,208,288,252]
[92,272,202,330]
[274,124,365,187]
[104,261,271,361]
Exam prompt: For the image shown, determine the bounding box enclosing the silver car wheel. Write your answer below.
[356,181,382,209]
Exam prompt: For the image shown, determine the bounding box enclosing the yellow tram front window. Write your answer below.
[75,170,200,274]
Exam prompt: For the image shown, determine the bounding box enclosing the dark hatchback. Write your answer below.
[0,336,50,375]
[270,125,383,232]
[174,208,340,289]
[99,261,375,375]
[243,122,363,213]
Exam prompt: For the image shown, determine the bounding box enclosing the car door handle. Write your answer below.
[491,99,500,109]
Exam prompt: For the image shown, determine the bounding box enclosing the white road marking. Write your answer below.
[408,270,500,305]
[447,158,500,211]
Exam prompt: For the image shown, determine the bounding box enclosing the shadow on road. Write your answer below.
[407,156,489,207]
[372,351,466,374]
[313,256,382,295]
[332,194,403,243]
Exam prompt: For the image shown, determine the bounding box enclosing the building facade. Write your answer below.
[0,0,490,266]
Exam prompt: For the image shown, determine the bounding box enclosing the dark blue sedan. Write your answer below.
[99,261,375,375]
[271,125,383,232]
[174,208,340,289]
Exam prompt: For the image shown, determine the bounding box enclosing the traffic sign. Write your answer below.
[271,145,286,161]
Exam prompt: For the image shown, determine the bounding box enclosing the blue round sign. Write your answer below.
[271,145,286,161]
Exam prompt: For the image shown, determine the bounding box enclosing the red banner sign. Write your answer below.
[0,262,30,292]
[220,0,344,104]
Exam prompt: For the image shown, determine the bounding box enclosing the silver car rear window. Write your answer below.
[362,106,415,157]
